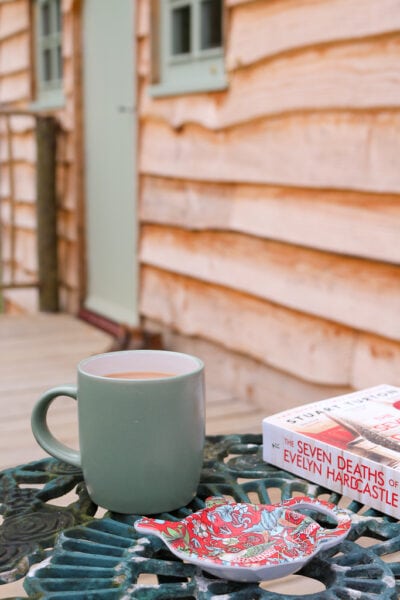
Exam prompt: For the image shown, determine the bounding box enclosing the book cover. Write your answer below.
[262,384,400,518]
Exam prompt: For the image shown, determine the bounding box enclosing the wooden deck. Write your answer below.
[0,314,113,471]
[0,313,265,472]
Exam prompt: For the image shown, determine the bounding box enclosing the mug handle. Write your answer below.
[31,386,81,467]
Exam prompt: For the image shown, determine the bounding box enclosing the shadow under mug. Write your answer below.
[31,350,205,514]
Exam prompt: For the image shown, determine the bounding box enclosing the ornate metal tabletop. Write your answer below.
[0,434,399,599]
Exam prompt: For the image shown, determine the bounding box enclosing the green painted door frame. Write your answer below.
[83,0,138,326]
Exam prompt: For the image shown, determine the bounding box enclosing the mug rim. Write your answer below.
[78,349,204,381]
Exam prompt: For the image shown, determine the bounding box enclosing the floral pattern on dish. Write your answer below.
[135,495,352,582]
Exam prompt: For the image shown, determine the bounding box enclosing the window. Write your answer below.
[151,0,227,97]
[33,0,64,108]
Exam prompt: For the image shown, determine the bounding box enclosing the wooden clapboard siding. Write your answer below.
[226,0,400,68]
[0,0,83,314]
[1,1,398,406]
[0,1,30,104]
[141,267,400,390]
[0,200,35,230]
[140,176,400,264]
[140,225,400,341]
[0,71,30,103]
[0,131,36,163]
[8,114,33,133]
[0,0,37,313]
[140,36,400,129]
[352,334,400,389]
[0,32,30,74]
[138,0,400,403]
[141,266,356,386]
[144,318,351,414]
[0,1,29,39]
[0,161,35,202]
[140,112,400,194]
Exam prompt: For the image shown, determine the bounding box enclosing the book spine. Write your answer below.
[262,421,400,519]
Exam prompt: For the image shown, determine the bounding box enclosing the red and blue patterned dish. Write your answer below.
[135,495,352,582]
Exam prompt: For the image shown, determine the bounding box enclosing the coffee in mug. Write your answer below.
[104,371,176,379]
[31,350,205,514]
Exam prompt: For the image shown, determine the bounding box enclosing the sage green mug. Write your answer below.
[31,350,205,514]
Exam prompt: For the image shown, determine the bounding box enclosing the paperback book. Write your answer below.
[262,384,400,518]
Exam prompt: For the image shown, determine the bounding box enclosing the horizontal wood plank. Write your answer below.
[140,176,400,264]
[140,36,400,128]
[140,225,400,341]
[0,70,30,103]
[0,200,35,230]
[140,266,356,385]
[352,334,400,388]
[0,162,35,202]
[0,132,35,163]
[10,229,36,271]
[145,318,351,413]
[140,113,400,193]
[0,0,28,39]
[0,32,29,74]
[8,114,34,133]
[227,0,400,68]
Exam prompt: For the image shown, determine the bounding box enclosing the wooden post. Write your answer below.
[35,116,59,312]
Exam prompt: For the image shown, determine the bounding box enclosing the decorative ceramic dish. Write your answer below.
[135,495,352,582]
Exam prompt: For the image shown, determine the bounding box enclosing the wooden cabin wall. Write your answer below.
[137,0,400,411]
[0,0,81,314]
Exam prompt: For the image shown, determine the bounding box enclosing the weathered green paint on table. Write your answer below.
[0,434,399,599]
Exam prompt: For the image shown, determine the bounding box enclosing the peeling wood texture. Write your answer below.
[0,1,29,39]
[352,334,400,389]
[141,176,400,264]
[140,36,400,128]
[140,266,356,386]
[144,318,351,416]
[227,0,400,68]
[140,225,400,341]
[138,0,400,400]
[140,113,400,194]
[141,268,400,390]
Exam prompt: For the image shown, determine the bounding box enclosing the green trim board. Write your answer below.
[83,0,138,327]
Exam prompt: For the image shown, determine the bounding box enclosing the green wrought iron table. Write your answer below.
[0,434,399,599]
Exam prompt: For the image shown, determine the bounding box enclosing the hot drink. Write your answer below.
[104,371,175,379]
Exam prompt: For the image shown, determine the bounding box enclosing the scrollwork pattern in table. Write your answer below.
[0,435,399,599]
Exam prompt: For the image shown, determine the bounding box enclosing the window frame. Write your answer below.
[32,0,64,110]
[150,0,227,98]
